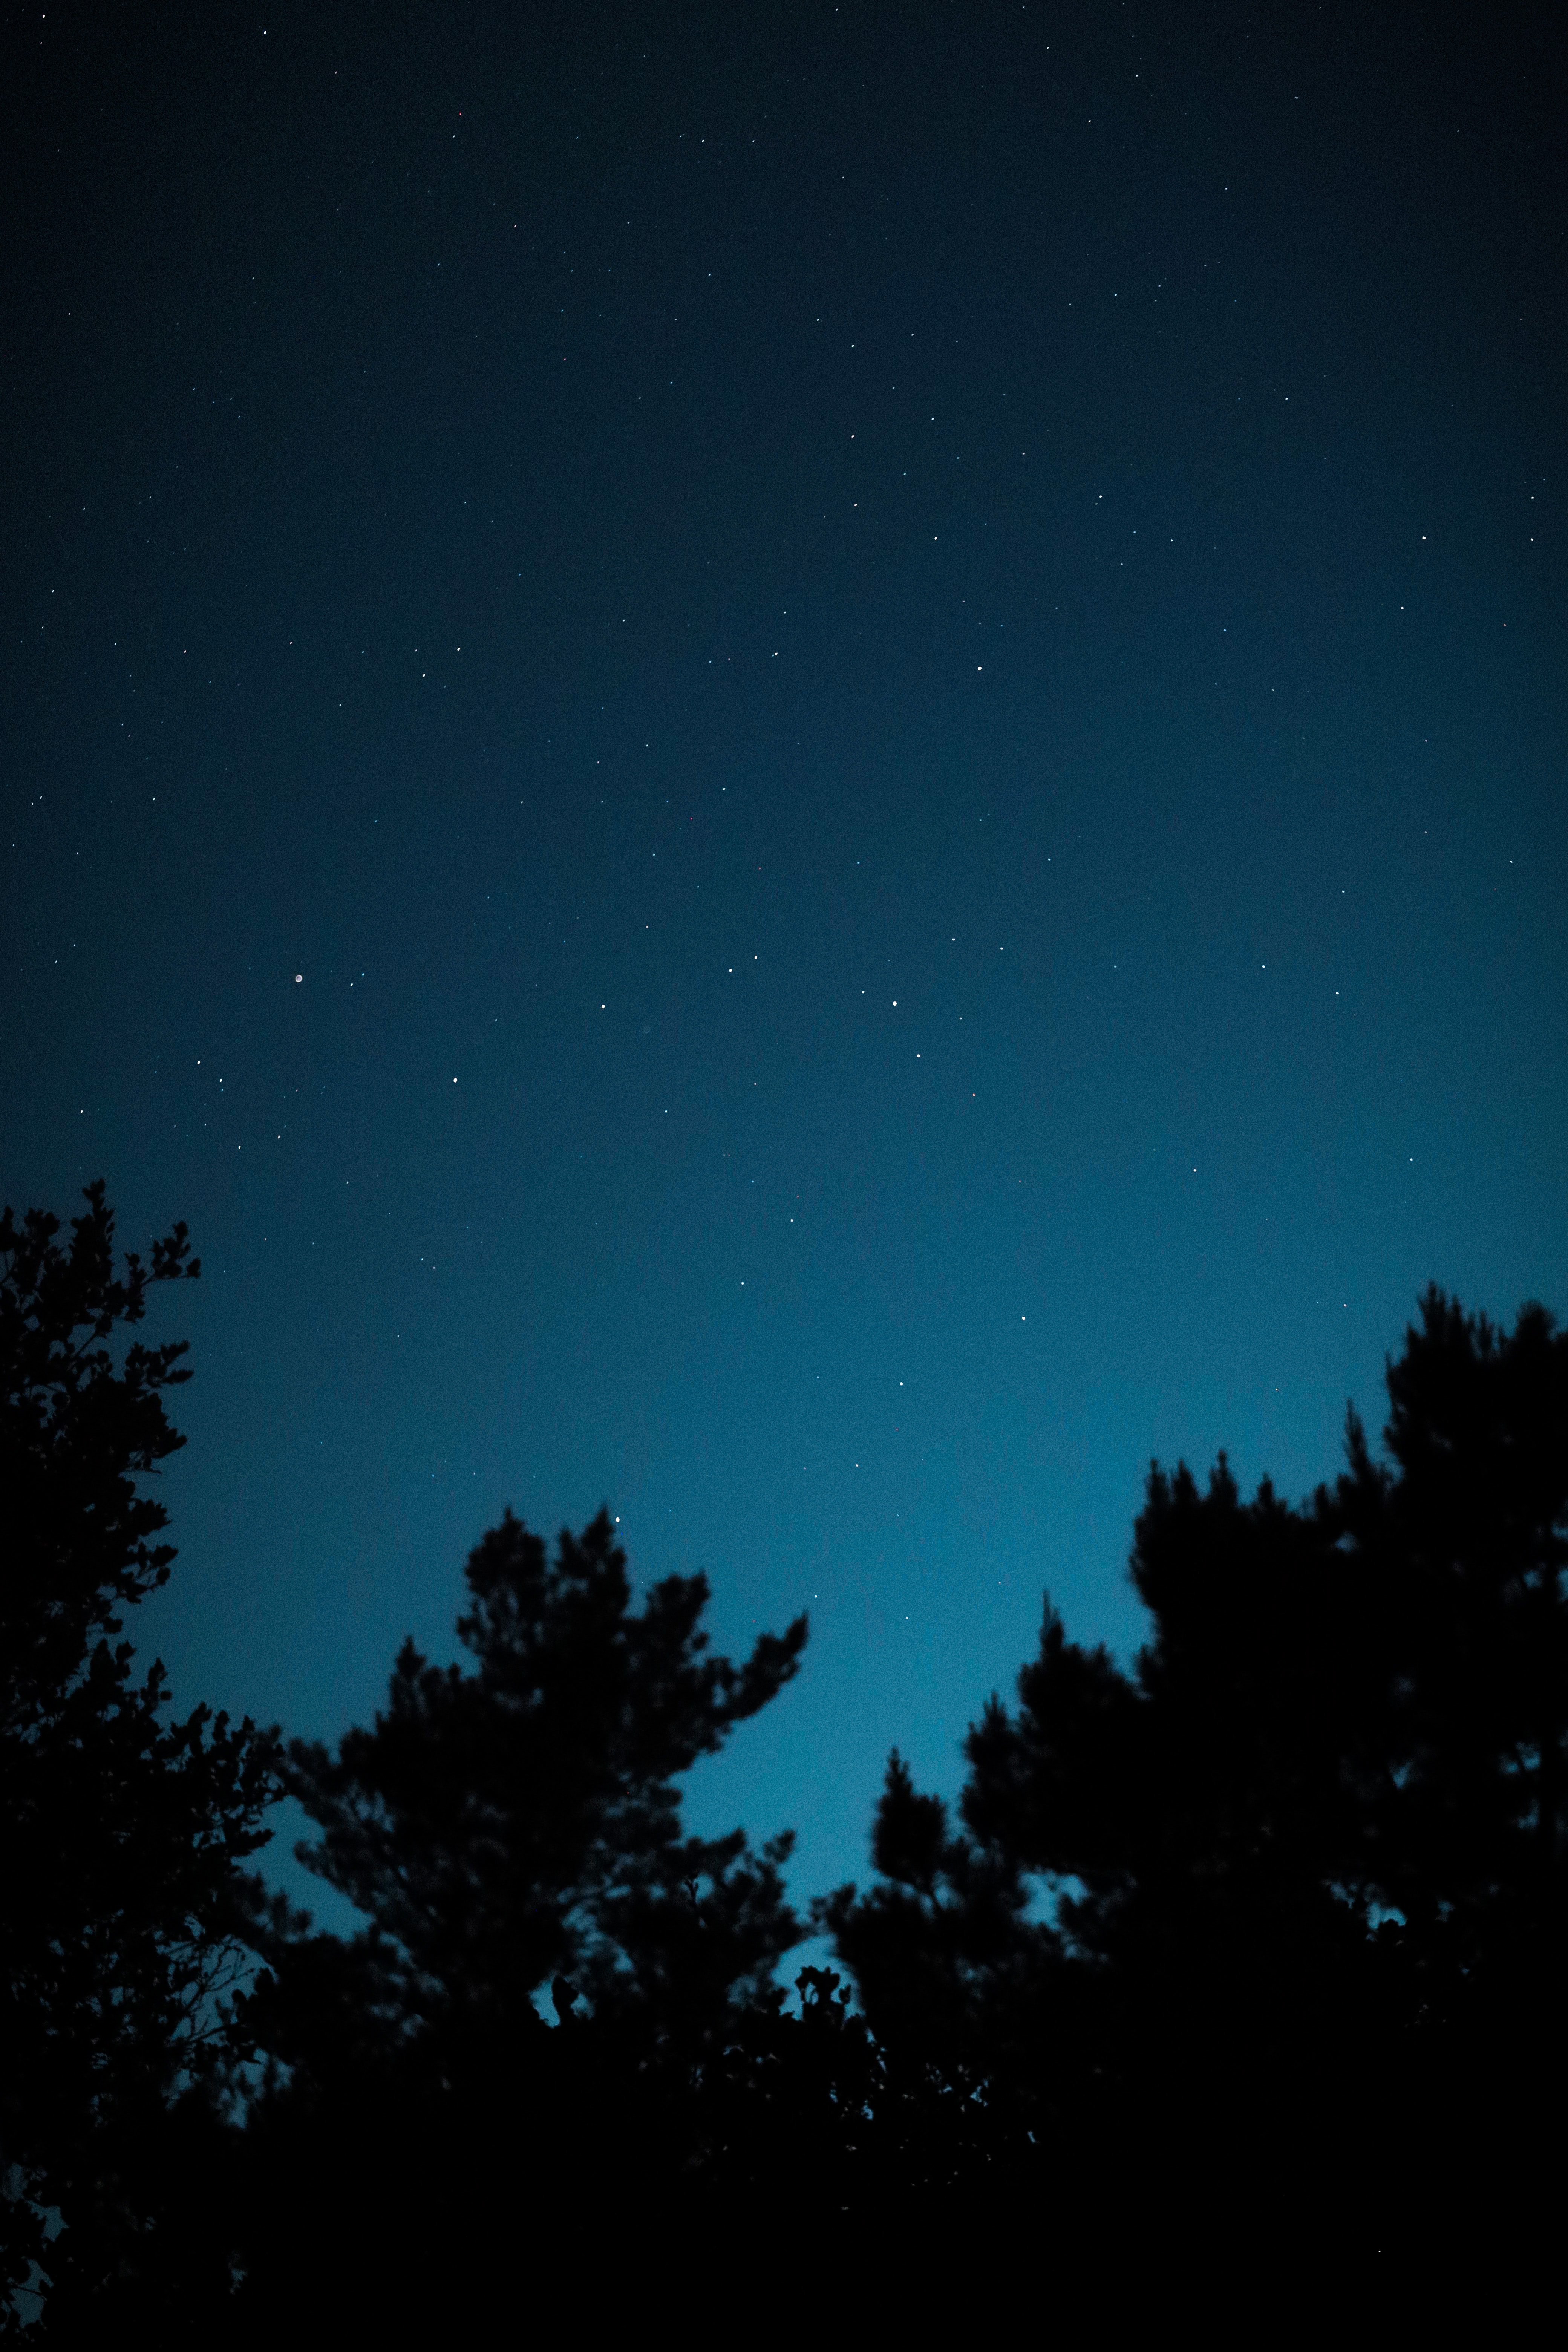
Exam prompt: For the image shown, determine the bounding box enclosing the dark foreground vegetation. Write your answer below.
[4,1185,1566,2328]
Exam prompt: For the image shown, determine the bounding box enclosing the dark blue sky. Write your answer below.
[6,2,1565,1926]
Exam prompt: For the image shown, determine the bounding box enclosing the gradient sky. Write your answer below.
[6,3,1565,1932]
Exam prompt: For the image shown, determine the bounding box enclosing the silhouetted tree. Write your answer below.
[280,1507,808,2031]
[0,1184,278,2329]
[1331,1291,1568,1980]
[824,1287,1568,2262]
[233,1508,810,2317]
[19,1217,1553,2311]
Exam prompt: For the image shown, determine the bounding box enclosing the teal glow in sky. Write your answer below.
[6,2,1564,1923]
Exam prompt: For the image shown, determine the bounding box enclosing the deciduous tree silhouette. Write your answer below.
[0,1184,278,2329]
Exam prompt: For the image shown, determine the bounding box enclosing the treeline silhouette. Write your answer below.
[4,1184,1566,2328]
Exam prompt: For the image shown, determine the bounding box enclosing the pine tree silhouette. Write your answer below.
[233,1508,810,2319]
[0,1184,278,2326]
[824,1288,1568,2269]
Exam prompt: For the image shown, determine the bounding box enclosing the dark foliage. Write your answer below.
[823,1286,1568,2265]
[281,1505,808,2033]
[11,1234,1564,2316]
[0,1185,278,2331]
[230,1509,820,2317]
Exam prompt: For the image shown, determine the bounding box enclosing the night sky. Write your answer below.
[6,3,1565,1934]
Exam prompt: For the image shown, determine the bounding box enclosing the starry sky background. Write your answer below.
[6,2,1566,1938]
